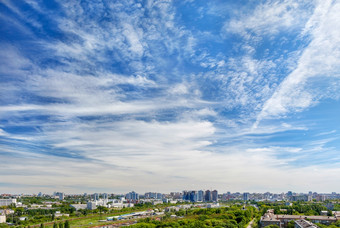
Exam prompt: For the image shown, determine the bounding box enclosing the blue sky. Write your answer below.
[1,0,340,194]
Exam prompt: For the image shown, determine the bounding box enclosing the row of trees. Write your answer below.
[258,201,332,216]
[131,205,258,228]
[51,220,70,228]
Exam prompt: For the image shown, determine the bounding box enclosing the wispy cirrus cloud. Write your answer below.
[255,0,340,125]
[225,0,313,38]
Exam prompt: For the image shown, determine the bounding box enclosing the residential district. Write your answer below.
[0,190,339,228]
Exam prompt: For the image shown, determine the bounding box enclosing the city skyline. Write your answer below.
[2,189,338,197]
[1,0,340,194]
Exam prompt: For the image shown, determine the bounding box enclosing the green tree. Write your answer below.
[64,220,70,228]
[58,223,63,228]
[131,223,156,228]
[53,222,58,228]
[97,206,105,214]
[287,220,295,228]
[265,225,279,228]
[40,223,44,228]
[175,210,185,216]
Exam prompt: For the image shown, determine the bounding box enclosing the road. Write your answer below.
[247,219,255,228]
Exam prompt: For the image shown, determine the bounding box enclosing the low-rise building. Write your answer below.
[333,211,340,217]
[0,199,17,207]
[54,211,69,217]
[165,206,180,212]
[207,203,220,208]
[320,211,328,216]
[260,210,338,228]
[0,215,6,223]
[152,200,163,205]
[70,204,87,211]
[0,209,14,215]
[295,219,319,228]
[260,209,281,227]
[278,215,337,227]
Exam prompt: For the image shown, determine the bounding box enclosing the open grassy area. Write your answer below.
[34,210,147,228]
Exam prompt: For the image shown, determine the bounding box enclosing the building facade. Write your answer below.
[0,199,17,207]
[243,192,250,201]
[0,215,6,223]
[260,209,338,228]
[212,190,218,202]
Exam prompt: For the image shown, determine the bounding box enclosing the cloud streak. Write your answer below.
[255,0,340,125]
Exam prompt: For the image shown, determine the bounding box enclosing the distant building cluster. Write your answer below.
[1,190,340,226]
[222,191,340,202]
[144,192,163,200]
[125,191,139,202]
[53,192,64,201]
[182,190,218,202]
[0,190,339,213]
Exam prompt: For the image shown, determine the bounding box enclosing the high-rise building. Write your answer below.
[87,201,96,210]
[55,192,64,200]
[205,190,212,202]
[212,190,218,202]
[126,191,139,201]
[170,192,182,200]
[182,191,189,201]
[198,190,204,202]
[190,191,198,202]
[92,193,99,201]
[59,192,64,201]
[183,190,200,202]
[103,193,108,200]
[243,192,250,201]
[156,193,163,199]
[145,192,163,199]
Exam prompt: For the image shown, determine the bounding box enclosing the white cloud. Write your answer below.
[255,0,340,124]
[2,0,340,193]
[169,83,189,95]
[225,0,312,37]
[0,45,32,75]
[122,23,144,57]
[0,128,7,136]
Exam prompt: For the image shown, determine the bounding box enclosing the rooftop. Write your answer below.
[295,219,319,228]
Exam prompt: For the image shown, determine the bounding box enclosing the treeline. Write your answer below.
[257,202,332,216]
[3,203,77,226]
[131,205,258,228]
[0,220,70,228]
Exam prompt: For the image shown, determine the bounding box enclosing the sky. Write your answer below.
[0,0,340,195]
